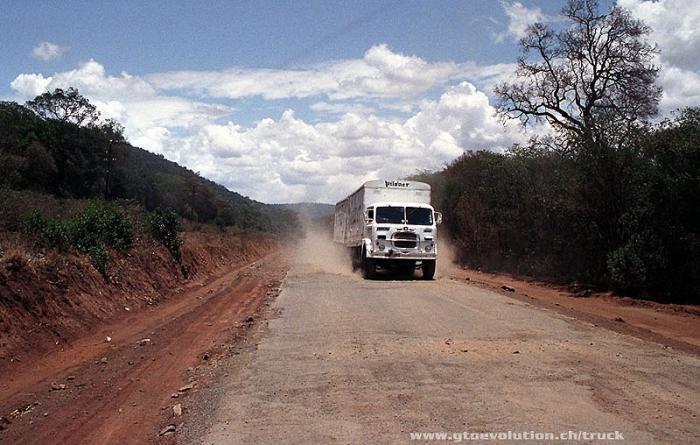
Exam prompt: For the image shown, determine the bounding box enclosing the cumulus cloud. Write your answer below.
[10,59,231,152]
[9,73,52,97]
[12,59,156,99]
[494,1,546,43]
[31,41,66,61]
[619,0,700,112]
[9,52,527,203]
[618,0,700,70]
[657,66,700,111]
[160,82,525,203]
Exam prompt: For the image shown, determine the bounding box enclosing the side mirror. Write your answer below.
[435,212,443,225]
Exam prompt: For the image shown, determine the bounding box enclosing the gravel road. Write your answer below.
[193,262,700,444]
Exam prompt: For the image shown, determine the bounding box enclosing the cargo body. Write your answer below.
[334,180,441,279]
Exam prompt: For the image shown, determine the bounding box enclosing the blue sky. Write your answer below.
[2,1,559,78]
[2,0,698,203]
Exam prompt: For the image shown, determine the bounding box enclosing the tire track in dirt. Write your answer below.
[0,251,288,444]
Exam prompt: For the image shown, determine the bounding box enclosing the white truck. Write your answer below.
[333,180,442,279]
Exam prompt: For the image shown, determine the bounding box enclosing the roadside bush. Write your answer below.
[418,108,700,303]
[22,209,69,249]
[22,202,133,274]
[69,203,133,252]
[147,208,183,262]
[86,244,109,275]
[607,231,667,296]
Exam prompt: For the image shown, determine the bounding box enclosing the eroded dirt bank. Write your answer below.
[0,236,287,444]
[0,230,277,362]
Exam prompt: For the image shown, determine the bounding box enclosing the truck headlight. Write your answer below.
[425,242,434,252]
[378,243,385,250]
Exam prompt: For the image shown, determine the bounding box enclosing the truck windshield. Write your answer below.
[406,207,433,225]
[375,207,404,224]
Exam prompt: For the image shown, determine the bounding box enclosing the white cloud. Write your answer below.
[407,82,519,154]
[9,73,52,97]
[31,41,66,61]
[162,82,526,203]
[618,0,700,70]
[10,59,231,149]
[618,0,700,113]
[149,44,458,101]
[9,52,527,203]
[309,101,376,115]
[12,59,156,99]
[658,66,700,111]
[495,1,546,43]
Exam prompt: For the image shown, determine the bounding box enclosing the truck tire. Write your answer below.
[422,260,436,280]
[351,247,361,272]
[362,250,376,279]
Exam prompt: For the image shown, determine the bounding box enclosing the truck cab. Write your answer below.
[360,202,442,279]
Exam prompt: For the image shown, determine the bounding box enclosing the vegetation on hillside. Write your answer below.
[147,208,184,264]
[416,1,699,303]
[0,88,300,235]
[22,203,133,274]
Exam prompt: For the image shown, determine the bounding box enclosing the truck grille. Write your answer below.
[393,232,417,249]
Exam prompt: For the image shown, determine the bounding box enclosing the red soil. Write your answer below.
[0,231,276,362]
[450,267,700,355]
[0,231,286,444]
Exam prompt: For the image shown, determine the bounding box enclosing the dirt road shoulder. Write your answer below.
[449,267,700,356]
[0,252,288,445]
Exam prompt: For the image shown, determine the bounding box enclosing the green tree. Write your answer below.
[22,141,57,191]
[26,87,100,127]
[100,118,126,199]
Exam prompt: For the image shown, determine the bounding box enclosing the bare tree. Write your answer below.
[495,0,661,148]
[27,87,100,127]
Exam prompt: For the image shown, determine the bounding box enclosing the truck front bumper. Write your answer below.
[367,249,436,261]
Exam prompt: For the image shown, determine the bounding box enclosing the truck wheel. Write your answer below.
[362,251,376,279]
[422,260,436,280]
[351,247,361,272]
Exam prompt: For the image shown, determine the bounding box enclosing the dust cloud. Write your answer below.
[436,236,460,279]
[292,219,459,279]
[294,220,355,275]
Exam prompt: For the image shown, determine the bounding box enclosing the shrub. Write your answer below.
[147,208,183,262]
[86,244,109,275]
[22,209,69,249]
[69,203,133,252]
[607,232,667,295]
[22,202,133,274]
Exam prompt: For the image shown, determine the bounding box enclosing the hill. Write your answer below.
[0,95,299,234]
